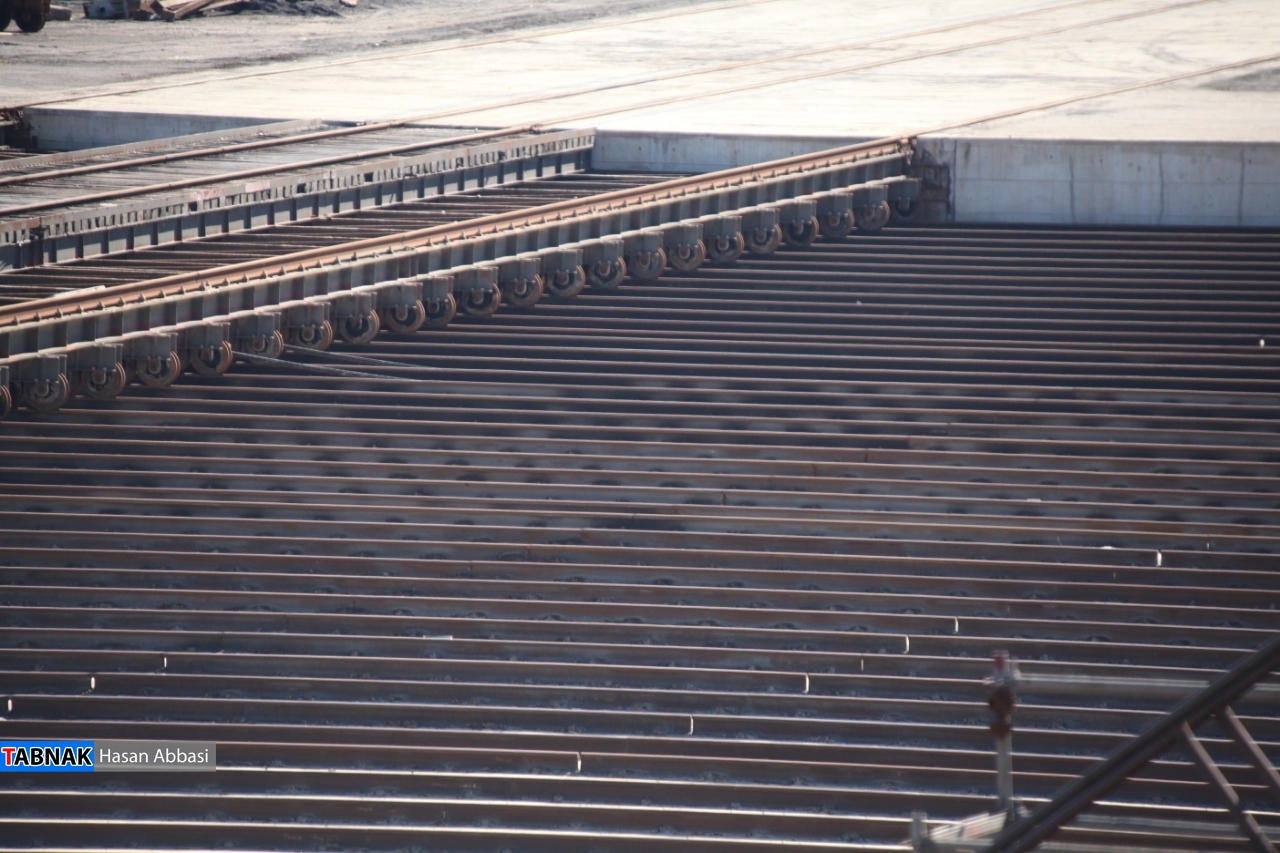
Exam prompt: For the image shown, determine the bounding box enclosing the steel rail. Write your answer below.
[4,52,1272,334]
[3,227,1277,849]
[0,125,537,217]
[0,141,909,326]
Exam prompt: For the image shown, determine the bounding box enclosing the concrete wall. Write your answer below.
[24,108,280,152]
[23,111,1280,228]
[921,137,1280,228]
[599,130,1280,228]
[594,130,879,175]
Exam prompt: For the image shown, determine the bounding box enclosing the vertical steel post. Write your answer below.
[990,650,1017,814]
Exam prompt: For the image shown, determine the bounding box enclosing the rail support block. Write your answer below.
[536,248,586,299]
[230,311,284,359]
[123,331,181,389]
[66,341,127,400]
[740,207,783,256]
[497,256,544,309]
[329,291,381,346]
[814,191,856,241]
[12,353,70,413]
[622,228,666,281]
[697,213,745,265]
[577,237,626,290]
[283,301,334,351]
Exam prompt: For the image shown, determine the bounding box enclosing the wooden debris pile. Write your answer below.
[84,0,251,18]
[138,0,249,19]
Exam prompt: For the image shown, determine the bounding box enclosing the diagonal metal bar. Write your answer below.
[987,632,1280,853]
[1218,707,1280,806]
[1179,722,1277,853]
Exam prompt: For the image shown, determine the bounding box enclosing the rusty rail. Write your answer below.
[0,137,910,327]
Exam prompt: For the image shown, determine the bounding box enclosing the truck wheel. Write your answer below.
[16,10,45,30]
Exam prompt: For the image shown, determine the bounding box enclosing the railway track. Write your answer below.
[0,171,672,305]
[1,223,1278,851]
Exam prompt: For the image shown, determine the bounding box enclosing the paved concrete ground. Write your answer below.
[0,0,710,103]
[8,0,1279,140]
[4,0,1278,225]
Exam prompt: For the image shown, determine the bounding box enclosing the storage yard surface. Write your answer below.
[0,1,1278,851]
[4,0,1280,142]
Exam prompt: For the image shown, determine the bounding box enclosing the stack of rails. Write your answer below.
[0,172,672,306]
[0,120,491,214]
[1,223,1278,851]
[0,121,598,278]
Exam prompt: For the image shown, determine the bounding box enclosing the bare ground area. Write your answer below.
[0,0,707,106]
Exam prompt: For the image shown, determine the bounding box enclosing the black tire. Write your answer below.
[0,12,11,31]
[891,196,920,223]
[855,201,891,233]
[15,10,44,31]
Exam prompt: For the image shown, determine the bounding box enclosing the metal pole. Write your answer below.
[987,632,1280,853]
[990,651,1016,815]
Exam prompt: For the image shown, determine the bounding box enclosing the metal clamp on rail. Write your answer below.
[0,141,916,417]
[659,222,707,273]
[230,310,284,360]
[282,301,334,351]
[696,213,745,265]
[622,228,667,281]
[737,207,783,256]
[328,291,381,346]
[351,279,429,334]
[451,265,503,317]
[577,236,626,290]
[65,340,126,400]
[10,353,68,413]
[495,256,544,308]
[121,332,182,389]
[531,248,585,300]
[175,321,234,377]
[765,197,820,247]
